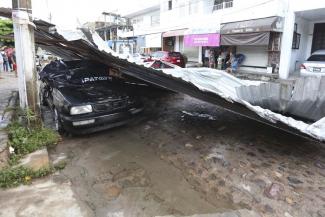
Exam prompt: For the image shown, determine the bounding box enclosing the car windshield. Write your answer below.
[307,55,325,61]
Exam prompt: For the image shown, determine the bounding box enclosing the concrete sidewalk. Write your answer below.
[0,72,18,167]
[0,72,18,122]
[0,73,91,216]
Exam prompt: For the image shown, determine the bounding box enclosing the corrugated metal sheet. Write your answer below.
[1,7,325,142]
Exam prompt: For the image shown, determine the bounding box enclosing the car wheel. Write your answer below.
[53,108,65,134]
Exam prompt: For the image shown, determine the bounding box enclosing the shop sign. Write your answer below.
[184,33,220,47]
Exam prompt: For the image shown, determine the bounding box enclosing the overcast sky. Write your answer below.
[1,0,159,29]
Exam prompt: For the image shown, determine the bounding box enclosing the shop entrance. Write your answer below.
[202,46,234,69]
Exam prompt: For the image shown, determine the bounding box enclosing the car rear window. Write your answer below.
[307,55,325,61]
[169,52,181,58]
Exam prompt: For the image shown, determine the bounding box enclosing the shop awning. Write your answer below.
[221,32,270,46]
[221,16,283,34]
[163,29,187,37]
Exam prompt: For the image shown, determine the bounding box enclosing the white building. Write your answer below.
[122,0,325,79]
[122,4,162,53]
[282,1,325,79]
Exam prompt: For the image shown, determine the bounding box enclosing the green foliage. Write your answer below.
[7,121,60,156]
[0,166,53,188]
[0,19,13,42]
[0,109,62,188]
[16,108,39,130]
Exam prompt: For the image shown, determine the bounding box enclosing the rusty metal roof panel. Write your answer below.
[1,7,325,142]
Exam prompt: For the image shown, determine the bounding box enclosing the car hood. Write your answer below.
[58,84,130,105]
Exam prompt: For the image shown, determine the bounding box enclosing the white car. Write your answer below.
[300,50,325,76]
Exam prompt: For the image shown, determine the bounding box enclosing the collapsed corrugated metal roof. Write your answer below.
[1,8,325,142]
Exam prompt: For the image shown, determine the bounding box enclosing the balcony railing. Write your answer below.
[225,1,233,8]
[213,1,233,11]
[213,3,223,11]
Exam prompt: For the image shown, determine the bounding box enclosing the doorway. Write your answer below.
[312,23,325,53]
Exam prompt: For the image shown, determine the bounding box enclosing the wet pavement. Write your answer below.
[48,92,325,217]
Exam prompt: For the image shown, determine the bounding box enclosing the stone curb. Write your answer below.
[18,148,50,171]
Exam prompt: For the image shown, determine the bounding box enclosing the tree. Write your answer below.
[0,19,14,43]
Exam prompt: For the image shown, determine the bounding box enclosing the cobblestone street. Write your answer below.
[48,92,325,217]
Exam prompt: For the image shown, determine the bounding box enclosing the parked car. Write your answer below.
[149,51,186,68]
[300,50,325,76]
[144,60,181,69]
[131,53,151,63]
[39,60,143,134]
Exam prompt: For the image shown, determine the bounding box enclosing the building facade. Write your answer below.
[121,0,325,79]
[122,5,162,53]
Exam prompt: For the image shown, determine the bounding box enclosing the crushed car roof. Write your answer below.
[1,7,325,142]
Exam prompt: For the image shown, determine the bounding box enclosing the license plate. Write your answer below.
[176,60,180,63]
[313,67,321,72]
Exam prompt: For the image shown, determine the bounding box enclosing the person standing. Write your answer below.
[226,52,235,73]
[204,48,210,66]
[5,47,13,71]
[208,50,215,68]
[0,51,3,74]
[1,51,9,72]
[11,48,17,77]
[217,51,225,70]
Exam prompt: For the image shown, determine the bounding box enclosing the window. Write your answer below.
[168,0,173,10]
[213,0,233,11]
[179,3,187,16]
[151,14,160,27]
[132,17,143,30]
[224,0,233,8]
[132,17,143,25]
[307,55,325,61]
[292,23,300,49]
[213,0,223,10]
[189,1,196,14]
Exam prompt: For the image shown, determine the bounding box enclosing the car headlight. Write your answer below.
[70,105,92,115]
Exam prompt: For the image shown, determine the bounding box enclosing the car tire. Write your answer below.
[53,108,65,134]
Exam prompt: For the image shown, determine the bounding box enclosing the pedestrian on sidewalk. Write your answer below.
[208,50,215,68]
[0,51,3,74]
[226,52,234,73]
[1,51,9,72]
[5,47,14,72]
[10,48,17,77]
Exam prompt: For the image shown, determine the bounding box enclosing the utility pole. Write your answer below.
[12,0,39,116]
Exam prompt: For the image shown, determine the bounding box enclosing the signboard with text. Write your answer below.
[184,33,220,47]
